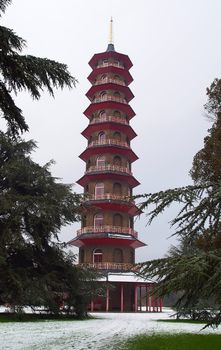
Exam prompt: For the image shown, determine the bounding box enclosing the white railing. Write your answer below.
[86,164,132,175]
[96,62,124,69]
[88,139,129,148]
[77,225,138,238]
[87,193,134,203]
[94,77,126,86]
[90,115,128,125]
[92,95,127,104]
[80,262,133,271]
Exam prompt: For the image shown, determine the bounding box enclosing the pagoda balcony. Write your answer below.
[80,262,134,271]
[92,95,127,104]
[84,194,141,216]
[77,225,138,238]
[77,172,140,189]
[94,77,126,86]
[84,101,135,120]
[82,117,137,140]
[96,62,124,69]
[87,84,134,103]
[86,193,134,203]
[88,138,129,148]
[88,66,133,86]
[90,115,129,125]
[86,164,132,176]
[80,140,138,162]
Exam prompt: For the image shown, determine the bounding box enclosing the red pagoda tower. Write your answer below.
[69,19,162,312]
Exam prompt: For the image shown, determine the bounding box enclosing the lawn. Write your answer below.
[0,312,89,322]
[120,333,221,350]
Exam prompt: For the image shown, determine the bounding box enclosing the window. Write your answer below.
[80,248,85,263]
[113,248,123,263]
[99,110,106,117]
[113,156,122,166]
[114,110,121,117]
[101,74,107,80]
[96,155,105,167]
[114,91,120,97]
[113,132,121,141]
[113,182,122,195]
[113,59,120,66]
[113,213,123,226]
[100,91,107,98]
[94,213,103,227]
[95,182,104,198]
[130,249,135,264]
[93,249,103,263]
[98,132,105,143]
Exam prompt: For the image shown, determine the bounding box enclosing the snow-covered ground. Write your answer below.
[1,309,221,350]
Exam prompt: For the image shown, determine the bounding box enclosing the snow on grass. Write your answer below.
[1,309,221,350]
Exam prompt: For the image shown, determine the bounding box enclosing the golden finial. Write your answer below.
[109,17,113,44]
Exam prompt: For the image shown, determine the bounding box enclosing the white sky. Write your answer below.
[1,0,221,261]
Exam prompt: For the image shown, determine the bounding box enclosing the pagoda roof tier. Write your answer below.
[79,142,138,163]
[82,122,137,140]
[88,51,133,70]
[88,66,133,85]
[68,233,145,249]
[77,172,140,188]
[86,83,134,102]
[82,196,141,216]
[84,101,135,120]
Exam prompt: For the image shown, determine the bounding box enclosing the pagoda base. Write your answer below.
[89,272,163,313]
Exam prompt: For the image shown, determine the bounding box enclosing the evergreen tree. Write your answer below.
[0,132,100,315]
[136,78,221,326]
[0,0,100,316]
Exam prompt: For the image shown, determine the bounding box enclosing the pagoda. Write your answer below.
[68,19,162,312]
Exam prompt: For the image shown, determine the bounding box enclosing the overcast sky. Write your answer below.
[2,0,221,261]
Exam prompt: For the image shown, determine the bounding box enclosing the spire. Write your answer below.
[106,17,115,52]
[109,16,113,44]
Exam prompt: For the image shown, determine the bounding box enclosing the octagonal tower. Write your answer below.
[69,21,146,273]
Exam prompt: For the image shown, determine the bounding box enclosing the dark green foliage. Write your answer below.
[136,79,221,326]
[0,132,101,316]
[136,183,221,238]
[204,78,221,116]
[0,312,92,322]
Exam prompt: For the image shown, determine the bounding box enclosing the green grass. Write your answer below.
[0,312,92,322]
[120,334,221,350]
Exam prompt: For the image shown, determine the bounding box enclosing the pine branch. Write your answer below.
[0,25,26,52]
[0,0,11,16]
[0,81,28,133]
